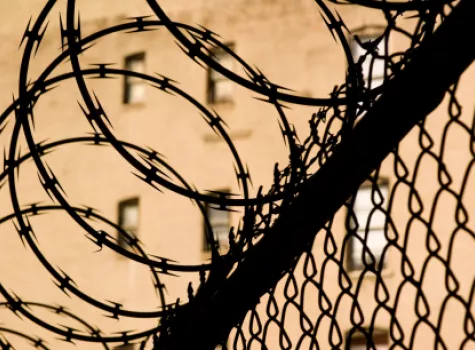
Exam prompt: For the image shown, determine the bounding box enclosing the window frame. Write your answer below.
[117,197,140,251]
[346,328,389,349]
[114,343,136,350]
[207,43,235,104]
[349,31,388,90]
[114,344,136,350]
[203,189,231,251]
[346,179,390,272]
[123,52,146,105]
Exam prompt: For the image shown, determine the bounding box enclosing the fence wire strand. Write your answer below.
[0,0,473,349]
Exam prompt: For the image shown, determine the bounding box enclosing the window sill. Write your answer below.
[208,100,234,108]
[203,129,252,143]
[122,102,147,109]
[347,267,394,280]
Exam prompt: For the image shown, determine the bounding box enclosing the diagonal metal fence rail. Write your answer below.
[0,0,474,349]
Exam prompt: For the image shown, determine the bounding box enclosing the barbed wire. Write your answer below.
[0,0,471,348]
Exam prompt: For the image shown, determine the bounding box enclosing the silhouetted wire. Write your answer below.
[0,0,472,348]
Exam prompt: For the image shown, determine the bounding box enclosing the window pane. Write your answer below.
[350,183,389,270]
[124,53,146,104]
[375,37,387,56]
[213,224,229,245]
[355,208,370,228]
[208,207,229,225]
[350,341,388,350]
[210,69,224,81]
[352,42,365,60]
[127,58,144,73]
[351,240,363,264]
[369,209,386,228]
[218,54,233,71]
[373,58,385,79]
[122,204,138,228]
[355,209,386,230]
[350,345,368,350]
[115,345,135,350]
[367,229,387,252]
[204,192,231,250]
[128,82,146,104]
[351,35,387,88]
[371,76,384,89]
[352,229,387,267]
[214,80,233,101]
[354,187,373,209]
[349,332,389,350]
[348,213,358,230]
[118,199,139,251]
[209,45,234,103]
[210,55,233,80]
[361,59,372,83]
[355,186,388,209]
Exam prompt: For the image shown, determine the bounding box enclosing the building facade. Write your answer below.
[0,0,474,349]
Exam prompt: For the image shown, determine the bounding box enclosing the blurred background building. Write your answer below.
[0,0,474,349]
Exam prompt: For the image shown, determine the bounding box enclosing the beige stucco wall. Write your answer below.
[0,1,473,349]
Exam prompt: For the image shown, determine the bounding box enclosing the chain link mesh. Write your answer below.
[0,0,473,349]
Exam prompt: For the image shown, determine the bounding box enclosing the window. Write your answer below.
[348,182,389,271]
[351,35,387,88]
[117,198,139,251]
[114,345,135,350]
[114,344,135,350]
[203,191,231,251]
[347,330,389,350]
[207,44,234,103]
[124,53,146,104]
